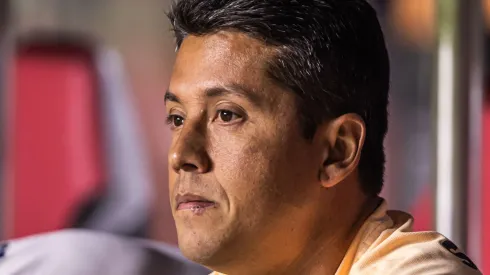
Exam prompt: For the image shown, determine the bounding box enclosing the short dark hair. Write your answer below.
[167,0,390,196]
[0,0,9,34]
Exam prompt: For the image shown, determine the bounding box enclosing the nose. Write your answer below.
[169,123,211,174]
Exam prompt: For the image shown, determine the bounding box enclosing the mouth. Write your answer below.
[176,193,216,212]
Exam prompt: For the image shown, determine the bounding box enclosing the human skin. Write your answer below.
[165,31,378,275]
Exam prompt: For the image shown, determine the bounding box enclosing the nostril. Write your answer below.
[181,163,199,172]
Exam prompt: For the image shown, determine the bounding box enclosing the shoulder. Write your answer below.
[0,229,208,275]
[352,211,481,275]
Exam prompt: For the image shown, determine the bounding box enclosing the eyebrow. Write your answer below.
[165,83,263,106]
[207,83,263,105]
[164,90,180,103]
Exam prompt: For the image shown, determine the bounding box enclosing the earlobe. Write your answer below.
[317,114,365,188]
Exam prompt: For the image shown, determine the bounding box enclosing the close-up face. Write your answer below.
[166,32,328,268]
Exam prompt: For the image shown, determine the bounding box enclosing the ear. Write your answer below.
[315,113,365,188]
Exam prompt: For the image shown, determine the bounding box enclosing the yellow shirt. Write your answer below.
[212,200,482,275]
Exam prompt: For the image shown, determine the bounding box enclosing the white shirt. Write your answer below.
[0,229,209,275]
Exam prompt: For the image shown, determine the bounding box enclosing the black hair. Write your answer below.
[0,0,9,33]
[167,0,390,196]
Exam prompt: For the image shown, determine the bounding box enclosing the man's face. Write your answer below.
[167,32,324,267]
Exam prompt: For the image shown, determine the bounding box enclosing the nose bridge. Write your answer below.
[169,117,209,173]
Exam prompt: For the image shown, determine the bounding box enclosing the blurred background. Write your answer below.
[0,0,489,273]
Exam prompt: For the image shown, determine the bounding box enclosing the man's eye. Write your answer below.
[217,110,242,123]
[166,114,185,128]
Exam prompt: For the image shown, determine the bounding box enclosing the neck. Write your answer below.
[279,196,380,275]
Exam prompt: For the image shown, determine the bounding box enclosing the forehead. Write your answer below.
[170,32,275,96]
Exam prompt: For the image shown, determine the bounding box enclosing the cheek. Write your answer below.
[208,127,290,209]
[210,129,271,182]
[210,121,319,212]
[168,168,177,190]
[167,137,178,196]
[168,168,178,208]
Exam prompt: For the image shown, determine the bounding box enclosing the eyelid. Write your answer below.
[214,102,247,117]
[212,105,248,126]
[168,107,186,116]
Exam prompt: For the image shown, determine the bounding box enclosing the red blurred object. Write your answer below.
[410,186,433,232]
[482,99,490,274]
[3,38,106,239]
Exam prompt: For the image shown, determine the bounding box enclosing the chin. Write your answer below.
[178,231,222,264]
[176,225,237,267]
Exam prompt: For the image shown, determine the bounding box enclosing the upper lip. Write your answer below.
[175,193,214,207]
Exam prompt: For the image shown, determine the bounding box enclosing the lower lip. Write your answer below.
[177,201,216,213]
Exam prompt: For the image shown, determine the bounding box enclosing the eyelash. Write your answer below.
[166,114,183,126]
[165,115,173,125]
[166,109,245,129]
